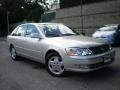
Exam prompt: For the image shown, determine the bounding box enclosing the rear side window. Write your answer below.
[12,25,27,36]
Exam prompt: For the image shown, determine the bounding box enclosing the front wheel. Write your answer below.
[46,52,65,77]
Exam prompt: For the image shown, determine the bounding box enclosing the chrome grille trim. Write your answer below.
[89,44,110,55]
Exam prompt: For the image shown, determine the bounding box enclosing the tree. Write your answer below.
[0,0,45,23]
[0,0,46,36]
[24,1,44,22]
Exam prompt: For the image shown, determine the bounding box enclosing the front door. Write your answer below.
[23,24,43,62]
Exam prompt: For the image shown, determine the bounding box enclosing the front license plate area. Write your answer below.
[104,54,111,63]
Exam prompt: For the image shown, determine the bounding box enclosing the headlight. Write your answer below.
[65,47,93,56]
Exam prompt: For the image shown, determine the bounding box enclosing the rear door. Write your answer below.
[10,25,27,55]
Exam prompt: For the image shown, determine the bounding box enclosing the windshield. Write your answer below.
[39,24,79,37]
[98,26,117,31]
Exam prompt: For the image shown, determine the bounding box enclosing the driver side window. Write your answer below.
[25,25,39,37]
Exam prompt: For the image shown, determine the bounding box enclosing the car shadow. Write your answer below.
[15,57,119,79]
[65,66,119,80]
[17,57,45,70]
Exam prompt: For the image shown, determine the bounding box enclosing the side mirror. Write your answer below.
[12,33,17,36]
[30,33,40,38]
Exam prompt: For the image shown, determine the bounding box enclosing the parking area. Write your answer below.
[0,38,120,90]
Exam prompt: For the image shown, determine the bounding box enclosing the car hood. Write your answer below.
[45,35,107,48]
[93,31,115,37]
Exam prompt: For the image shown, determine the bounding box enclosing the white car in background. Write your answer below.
[92,24,120,45]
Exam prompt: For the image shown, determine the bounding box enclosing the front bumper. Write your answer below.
[63,49,115,72]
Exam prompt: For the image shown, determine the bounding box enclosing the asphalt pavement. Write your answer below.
[0,38,120,90]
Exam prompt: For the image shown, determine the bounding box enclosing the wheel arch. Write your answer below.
[9,44,14,51]
[45,49,60,62]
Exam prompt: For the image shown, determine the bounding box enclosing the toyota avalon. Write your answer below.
[7,23,115,76]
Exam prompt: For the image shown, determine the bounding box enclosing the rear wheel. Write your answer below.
[10,46,19,60]
[46,52,65,77]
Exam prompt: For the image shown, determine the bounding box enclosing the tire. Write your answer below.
[46,52,65,77]
[10,46,19,60]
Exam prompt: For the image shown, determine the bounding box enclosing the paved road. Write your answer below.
[0,40,120,90]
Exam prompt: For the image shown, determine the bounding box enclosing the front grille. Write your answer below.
[89,44,110,55]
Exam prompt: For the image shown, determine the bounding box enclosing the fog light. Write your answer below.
[80,65,89,69]
[75,64,89,69]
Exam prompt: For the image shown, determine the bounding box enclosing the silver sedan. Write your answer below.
[7,23,115,76]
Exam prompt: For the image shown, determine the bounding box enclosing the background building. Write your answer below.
[42,0,120,36]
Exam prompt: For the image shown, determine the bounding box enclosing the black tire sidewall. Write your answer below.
[10,46,18,60]
[46,52,65,77]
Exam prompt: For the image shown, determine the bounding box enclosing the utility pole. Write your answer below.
[80,0,84,35]
[0,3,2,36]
[7,11,10,35]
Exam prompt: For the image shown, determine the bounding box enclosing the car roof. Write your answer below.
[104,24,120,27]
[20,23,64,26]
